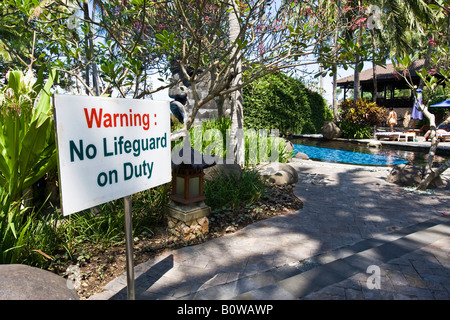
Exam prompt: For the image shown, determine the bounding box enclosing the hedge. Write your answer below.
[243,72,332,134]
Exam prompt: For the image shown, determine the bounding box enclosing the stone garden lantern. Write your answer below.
[166,144,217,241]
[170,150,209,205]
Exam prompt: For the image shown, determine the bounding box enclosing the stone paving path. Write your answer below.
[89,160,450,300]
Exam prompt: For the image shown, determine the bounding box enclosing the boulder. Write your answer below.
[0,264,79,300]
[294,152,309,160]
[282,139,294,154]
[203,161,242,182]
[322,122,342,140]
[387,164,444,189]
[257,163,298,185]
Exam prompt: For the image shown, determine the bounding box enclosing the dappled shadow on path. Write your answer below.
[103,161,450,300]
[110,254,174,300]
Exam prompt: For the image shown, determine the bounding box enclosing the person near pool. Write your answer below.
[424,123,450,141]
[387,108,397,132]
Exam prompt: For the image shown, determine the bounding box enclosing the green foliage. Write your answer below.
[0,68,57,264]
[204,168,266,210]
[243,129,293,166]
[339,122,373,139]
[338,99,386,127]
[6,184,171,268]
[0,200,33,264]
[188,117,231,161]
[174,117,293,166]
[0,69,57,206]
[243,72,332,134]
[309,91,334,132]
[337,99,386,139]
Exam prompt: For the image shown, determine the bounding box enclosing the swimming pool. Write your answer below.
[292,138,447,166]
[293,144,408,166]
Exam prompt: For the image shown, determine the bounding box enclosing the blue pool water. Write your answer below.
[293,144,409,166]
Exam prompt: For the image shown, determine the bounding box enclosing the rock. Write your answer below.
[387,164,444,189]
[167,216,209,242]
[257,163,298,185]
[198,216,209,234]
[322,122,342,140]
[294,152,309,160]
[203,161,242,182]
[0,264,79,300]
[282,139,294,154]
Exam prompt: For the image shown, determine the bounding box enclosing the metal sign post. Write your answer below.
[124,195,135,300]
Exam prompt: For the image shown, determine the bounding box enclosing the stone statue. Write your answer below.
[168,68,219,125]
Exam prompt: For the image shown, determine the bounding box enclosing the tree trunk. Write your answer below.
[83,1,99,96]
[416,114,450,190]
[228,1,245,165]
[353,3,362,101]
[370,29,377,103]
[354,54,360,101]
[332,0,341,120]
[416,34,438,190]
[332,66,338,120]
[417,159,450,190]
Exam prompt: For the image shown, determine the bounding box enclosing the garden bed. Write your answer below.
[50,183,303,299]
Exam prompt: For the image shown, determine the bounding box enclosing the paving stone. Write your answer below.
[394,286,434,300]
[386,269,409,287]
[361,287,395,300]
[431,290,450,299]
[277,274,321,298]
[345,288,365,300]
[88,160,450,301]
[393,293,418,300]
[403,273,428,288]
[335,278,362,291]
[247,284,297,300]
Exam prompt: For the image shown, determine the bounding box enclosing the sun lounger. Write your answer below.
[375,132,416,142]
[433,132,450,142]
[375,132,400,140]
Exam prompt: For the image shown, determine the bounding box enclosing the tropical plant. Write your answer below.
[177,117,293,166]
[337,98,386,139]
[392,0,450,190]
[0,69,57,211]
[0,68,57,264]
[338,98,386,126]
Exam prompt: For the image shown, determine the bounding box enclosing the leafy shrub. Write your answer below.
[175,117,293,166]
[337,99,386,139]
[338,98,386,127]
[0,69,57,207]
[339,121,373,139]
[243,128,293,165]
[204,168,266,210]
[243,72,332,134]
